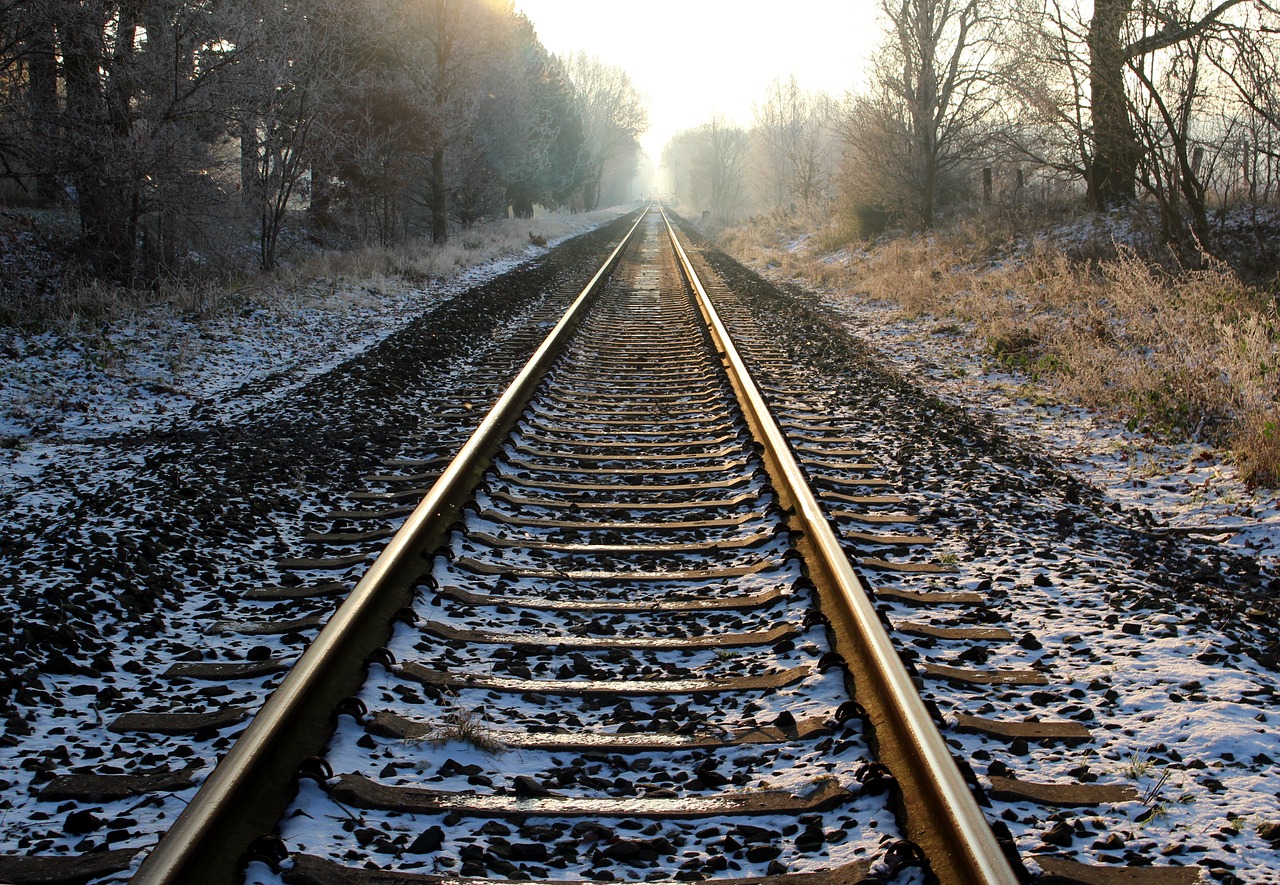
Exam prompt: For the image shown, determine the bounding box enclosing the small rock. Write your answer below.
[796,825,825,852]
[65,810,102,835]
[1092,832,1124,850]
[512,775,552,797]
[1042,822,1075,848]
[745,844,781,863]
[735,825,775,844]
[509,843,549,862]
[407,826,444,854]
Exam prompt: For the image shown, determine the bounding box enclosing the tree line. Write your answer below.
[0,0,647,284]
[664,0,1280,257]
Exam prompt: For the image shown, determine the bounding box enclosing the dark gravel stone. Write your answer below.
[407,826,444,854]
[1257,822,1280,845]
[796,824,825,852]
[64,809,102,835]
[509,843,550,862]
[1043,821,1076,848]
[602,837,671,864]
[734,825,777,844]
[745,844,782,862]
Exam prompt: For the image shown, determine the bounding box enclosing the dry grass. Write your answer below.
[2,208,625,330]
[296,209,623,287]
[424,704,506,755]
[721,208,1280,488]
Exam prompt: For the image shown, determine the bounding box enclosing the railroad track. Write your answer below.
[0,206,1209,885]
[119,205,1004,884]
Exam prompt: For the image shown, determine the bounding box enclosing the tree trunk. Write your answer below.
[1087,0,1141,208]
[430,146,448,243]
[508,184,534,219]
[61,7,138,283]
[26,12,59,205]
[309,159,334,229]
[240,119,263,206]
[582,164,601,211]
[920,161,936,229]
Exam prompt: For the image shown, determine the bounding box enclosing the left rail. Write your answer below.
[130,208,649,885]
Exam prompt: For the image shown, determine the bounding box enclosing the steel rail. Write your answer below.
[660,208,1020,885]
[131,207,649,885]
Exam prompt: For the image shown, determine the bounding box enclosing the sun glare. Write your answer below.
[514,0,881,171]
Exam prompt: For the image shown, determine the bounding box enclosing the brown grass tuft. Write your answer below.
[721,209,1280,488]
[1235,410,1280,488]
[428,705,506,755]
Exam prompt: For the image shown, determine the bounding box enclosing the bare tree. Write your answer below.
[700,115,750,221]
[414,0,463,243]
[0,1,59,204]
[844,0,1001,229]
[1002,0,1280,250]
[994,0,1095,194]
[752,76,835,213]
[0,0,250,283]
[1205,4,1280,208]
[836,82,918,232]
[661,128,702,209]
[563,52,647,210]
[1082,0,1259,208]
[662,116,749,222]
[1127,25,1220,245]
[0,0,611,291]
[235,0,358,269]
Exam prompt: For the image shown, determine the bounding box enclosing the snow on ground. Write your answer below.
[0,208,626,496]
[2,208,1277,881]
[0,207,631,877]
[706,242,1280,881]
[738,243,1279,573]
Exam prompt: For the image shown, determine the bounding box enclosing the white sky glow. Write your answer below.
[514,0,883,171]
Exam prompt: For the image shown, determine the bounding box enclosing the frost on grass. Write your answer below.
[423,703,507,756]
[720,207,1280,570]
[0,208,626,458]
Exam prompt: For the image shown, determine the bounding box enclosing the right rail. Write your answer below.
[663,208,1020,884]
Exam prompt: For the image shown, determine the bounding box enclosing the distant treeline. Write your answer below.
[664,0,1280,258]
[0,0,647,283]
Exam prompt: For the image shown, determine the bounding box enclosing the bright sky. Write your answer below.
[514,0,884,172]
